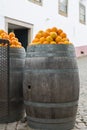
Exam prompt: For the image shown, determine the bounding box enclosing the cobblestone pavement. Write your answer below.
[72,56,87,130]
[0,56,87,130]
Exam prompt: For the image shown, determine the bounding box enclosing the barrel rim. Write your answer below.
[27,44,75,52]
[28,44,74,47]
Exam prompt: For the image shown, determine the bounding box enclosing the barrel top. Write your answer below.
[27,44,75,52]
[26,44,76,57]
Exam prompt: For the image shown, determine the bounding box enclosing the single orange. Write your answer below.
[57,29,63,35]
[9,32,15,38]
[60,32,67,38]
[39,37,46,43]
[46,36,53,42]
[43,31,50,38]
[51,27,58,32]
[61,38,69,42]
[55,36,62,43]
[50,32,57,39]
[10,37,18,41]
[0,30,5,35]
[35,33,43,39]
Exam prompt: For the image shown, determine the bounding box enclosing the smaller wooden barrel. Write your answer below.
[8,47,26,122]
[0,39,26,123]
[23,44,80,130]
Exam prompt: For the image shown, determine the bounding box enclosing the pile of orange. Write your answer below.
[0,29,22,48]
[30,27,72,45]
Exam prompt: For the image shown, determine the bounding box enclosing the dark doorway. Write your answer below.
[6,18,33,50]
[8,22,33,51]
[14,29,28,50]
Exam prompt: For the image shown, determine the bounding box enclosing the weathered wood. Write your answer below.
[23,44,80,130]
[0,45,26,123]
[8,48,26,122]
[0,56,87,130]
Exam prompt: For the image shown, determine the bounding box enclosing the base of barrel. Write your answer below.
[0,112,25,123]
[27,118,75,130]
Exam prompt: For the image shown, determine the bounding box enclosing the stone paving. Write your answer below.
[72,56,87,130]
[0,56,87,130]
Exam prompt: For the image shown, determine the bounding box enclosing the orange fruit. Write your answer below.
[0,33,6,37]
[0,30,5,35]
[30,27,72,45]
[58,42,64,44]
[46,36,53,43]
[35,33,42,39]
[10,37,18,41]
[1,33,9,40]
[18,42,22,46]
[50,32,57,39]
[61,38,69,42]
[9,32,15,38]
[55,36,62,43]
[0,30,23,47]
[0,44,3,47]
[39,37,46,43]
[0,35,2,39]
[50,41,56,44]
[32,38,39,43]
[63,41,71,44]
[57,29,63,35]
[11,40,18,45]
[43,31,50,38]
[10,44,16,47]
[46,28,52,33]
[60,32,67,38]
[51,27,58,32]
[43,41,49,44]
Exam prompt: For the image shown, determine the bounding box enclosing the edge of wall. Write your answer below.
[75,45,87,58]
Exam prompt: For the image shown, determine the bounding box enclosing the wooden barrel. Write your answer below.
[0,39,26,123]
[8,47,26,122]
[23,44,80,130]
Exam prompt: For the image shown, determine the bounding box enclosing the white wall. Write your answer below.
[75,0,87,46]
[0,0,6,29]
[0,0,87,46]
[0,16,5,29]
[0,0,5,16]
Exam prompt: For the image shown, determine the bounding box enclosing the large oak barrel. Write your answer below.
[0,39,26,123]
[23,44,80,130]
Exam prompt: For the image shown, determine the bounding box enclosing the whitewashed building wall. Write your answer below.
[0,0,87,49]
